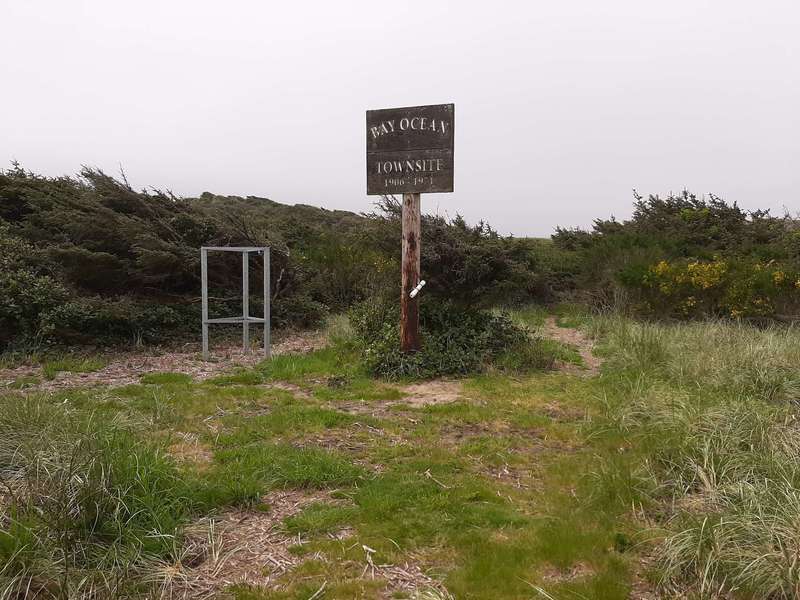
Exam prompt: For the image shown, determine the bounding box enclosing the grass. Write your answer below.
[7,374,41,389]
[582,316,800,599]
[140,371,193,385]
[0,397,196,598]
[507,304,548,327]
[41,355,106,380]
[2,310,797,598]
[260,346,356,382]
[213,443,365,490]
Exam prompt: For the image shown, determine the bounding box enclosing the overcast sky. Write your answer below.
[2,0,798,236]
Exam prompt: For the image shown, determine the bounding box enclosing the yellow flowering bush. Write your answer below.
[636,258,799,318]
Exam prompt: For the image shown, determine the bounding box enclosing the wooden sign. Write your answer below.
[366,103,454,195]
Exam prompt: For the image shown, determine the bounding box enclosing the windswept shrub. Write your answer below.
[363,196,545,308]
[39,296,194,346]
[554,190,800,318]
[0,225,69,348]
[349,299,553,378]
[0,166,551,350]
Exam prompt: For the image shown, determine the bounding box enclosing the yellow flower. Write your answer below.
[651,261,670,276]
[686,260,726,289]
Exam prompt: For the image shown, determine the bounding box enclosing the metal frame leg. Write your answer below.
[201,248,209,360]
[242,251,249,352]
[264,248,271,358]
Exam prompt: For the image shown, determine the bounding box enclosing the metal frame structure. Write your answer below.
[201,246,270,360]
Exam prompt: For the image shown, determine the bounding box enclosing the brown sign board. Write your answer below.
[366,103,454,195]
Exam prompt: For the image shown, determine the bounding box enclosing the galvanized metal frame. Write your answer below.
[201,246,270,360]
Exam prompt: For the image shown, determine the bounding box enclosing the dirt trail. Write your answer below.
[541,316,602,376]
[0,330,327,392]
[337,379,466,418]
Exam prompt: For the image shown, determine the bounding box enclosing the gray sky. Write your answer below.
[2,0,798,236]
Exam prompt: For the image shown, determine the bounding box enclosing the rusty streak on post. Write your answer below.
[401,192,421,352]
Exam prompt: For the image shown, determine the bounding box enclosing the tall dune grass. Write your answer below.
[0,397,198,599]
[590,316,800,598]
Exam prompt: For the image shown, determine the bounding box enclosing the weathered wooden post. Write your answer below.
[366,103,454,353]
[400,192,422,351]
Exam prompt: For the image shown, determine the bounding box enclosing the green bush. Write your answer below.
[624,257,800,319]
[349,299,550,378]
[269,293,328,329]
[0,166,557,349]
[552,190,800,318]
[39,296,195,345]
[363,197,545,308]
[0,225,69,348]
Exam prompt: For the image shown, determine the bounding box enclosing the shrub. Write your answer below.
[1,166,555,349]
[0,225,69,348]
[349,299,550,378]
[363,197,545,308]
[553,191,800,318]
[627,257,800,319]
[269,293,328,330]
[39,296,195,346]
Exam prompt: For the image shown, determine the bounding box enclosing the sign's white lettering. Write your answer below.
[370,117,449,140]
[376,158,443,174]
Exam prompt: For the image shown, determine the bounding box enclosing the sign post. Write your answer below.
[366,103,454,352]
[400,192,421,351]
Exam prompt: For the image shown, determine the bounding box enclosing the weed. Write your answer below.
[260,346,357,382]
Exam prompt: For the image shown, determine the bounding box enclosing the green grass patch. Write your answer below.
[217,403,362,443]
[283,502,358,535]
[311,376,405,402]
[7,374,41,389]
[553,302,590,328]
[140,371,193,385]
[41,355,105,380]
[0,395,202,597]
[213,443,365,490]
[507,304,548,327]
[259,346,357,382]
[207,369,265,386]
